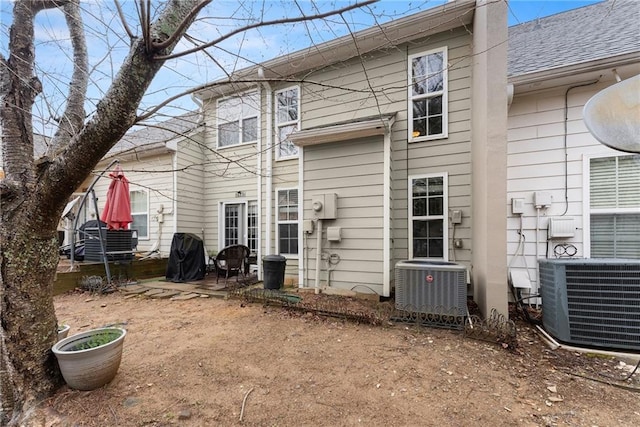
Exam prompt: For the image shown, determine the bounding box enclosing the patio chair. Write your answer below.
[213,244,250,284]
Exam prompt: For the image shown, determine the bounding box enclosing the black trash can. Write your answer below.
[263,255,286,290]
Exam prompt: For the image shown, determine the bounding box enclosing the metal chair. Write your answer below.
[213,244,250,283]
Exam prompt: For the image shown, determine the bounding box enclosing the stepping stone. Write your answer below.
[143,289,166,297]
[123,286,149,295]
[150,290,181,299]
[170,293,200,301]
[120,284,145,291]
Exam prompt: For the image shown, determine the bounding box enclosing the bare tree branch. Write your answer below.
[155,0,378,60]
[49,0,88,154]
[37,0,204,209]
[115,0,136,41]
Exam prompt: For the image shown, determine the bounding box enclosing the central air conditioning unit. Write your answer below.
[395,260,467,327]
[84,228,134,261]
[539,258,640,351]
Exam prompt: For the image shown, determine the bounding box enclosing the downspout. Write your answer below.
[298,147,304,287]
[192,93,206,255]
[382,117,394,297]
[257,85,263,279]
[259,68,273,256]
[315,219,323,294]
[172,153,178,236]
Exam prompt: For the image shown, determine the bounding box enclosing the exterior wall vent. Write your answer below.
[539,258,640,351]
[394,260,467,324]
[548,217,575,239]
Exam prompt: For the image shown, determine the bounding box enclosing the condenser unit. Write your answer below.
[395,260,467,321]
[539,258,640,351]
[84,228,134,262]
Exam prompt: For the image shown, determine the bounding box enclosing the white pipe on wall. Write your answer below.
[315,219,323,294]
[261,77,273,256]
[257,84,263,279]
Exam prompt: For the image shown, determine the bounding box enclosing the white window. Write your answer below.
[408,173,448,259]
[589,155,640,258]
[217,91,259,148]
[408,47,447,141]
[247,201,258,253]
[130,189,149,239]
[275,86,299,159]
[277,188,298,255]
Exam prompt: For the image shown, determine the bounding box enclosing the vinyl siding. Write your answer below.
[303,137,385,294]
[201,112,260,252]
[391,28,473,269]
[200,89,301,281]
[176,130,206,239]
[506,76,629,296]
[197,26,474,294]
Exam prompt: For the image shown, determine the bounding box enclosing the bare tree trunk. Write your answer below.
[0,1,205,423]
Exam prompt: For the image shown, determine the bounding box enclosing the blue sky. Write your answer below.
[0,0,605,132]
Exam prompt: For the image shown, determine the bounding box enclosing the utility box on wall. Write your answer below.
[311,193,337,220]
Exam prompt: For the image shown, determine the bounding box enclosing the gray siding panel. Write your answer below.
[303,137,384,293]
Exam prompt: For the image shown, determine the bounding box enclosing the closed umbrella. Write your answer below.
[100,165,132,230]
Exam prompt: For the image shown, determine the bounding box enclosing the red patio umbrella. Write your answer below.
[100,165,132,230]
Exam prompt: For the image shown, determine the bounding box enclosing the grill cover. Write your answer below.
[165,233,206,282]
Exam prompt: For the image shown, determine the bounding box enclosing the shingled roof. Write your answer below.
[508,0,640,77]
[105,111,201,159]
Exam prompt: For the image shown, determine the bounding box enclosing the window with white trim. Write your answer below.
[217,91,259,148]
[247,201,258,253]
[409,174,447,259]
[408,47,447,141]
[589,155,640,258]
[130,189,149,239]
[277,188,298,255]
[275,86,299,159]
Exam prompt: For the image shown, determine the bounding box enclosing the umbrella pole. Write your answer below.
[70,159,119,273]
[91,189,112,284]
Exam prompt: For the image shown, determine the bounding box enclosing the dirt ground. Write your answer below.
[40,289,640,427]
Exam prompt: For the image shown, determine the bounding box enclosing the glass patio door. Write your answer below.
[222,201,258,252]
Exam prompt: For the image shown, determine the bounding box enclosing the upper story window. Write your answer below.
[589,154,640,258]
[408,47,447,142]
[275,86,300,159]
[217,91,259,148]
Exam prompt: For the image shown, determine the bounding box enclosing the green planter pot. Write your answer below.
[52,327,126,391]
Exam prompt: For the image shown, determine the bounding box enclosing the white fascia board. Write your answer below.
[289,115,396,147]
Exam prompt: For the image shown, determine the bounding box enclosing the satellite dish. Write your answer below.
[583,74,640,154]
[61,196,80,220]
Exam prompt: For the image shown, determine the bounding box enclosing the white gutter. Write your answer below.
[509,52,639,89]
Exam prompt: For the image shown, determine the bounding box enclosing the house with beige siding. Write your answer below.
[194,0,509,317]
[73,112,205,257]
[506,0,640,300]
